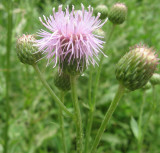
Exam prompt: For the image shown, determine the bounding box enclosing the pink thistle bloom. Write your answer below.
[35,4,107,70]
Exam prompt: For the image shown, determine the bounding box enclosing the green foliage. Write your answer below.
[0,0,160,153]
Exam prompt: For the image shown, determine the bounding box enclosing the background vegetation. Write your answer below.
[0,0,160,152]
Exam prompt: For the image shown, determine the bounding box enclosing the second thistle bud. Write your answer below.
[54,72,71,91]
[16,34,42,65]
[115,45,159,91]
[108,3,127,24]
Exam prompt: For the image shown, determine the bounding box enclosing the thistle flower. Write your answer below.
[17,34,42,65]
[35,4,107,74]
[115,44,159,91]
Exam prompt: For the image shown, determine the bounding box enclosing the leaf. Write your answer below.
[130,117,139,140]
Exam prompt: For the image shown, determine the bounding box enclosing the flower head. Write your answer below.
[35,4,107,72]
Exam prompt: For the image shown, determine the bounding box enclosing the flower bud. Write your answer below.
[115,45,159,91]
[93,29,106,40]
[95,5,108,20]
[16,34,42,65]
[142,82,152,91]
[150,73,160,86]
[108,3,127,24]
[54,72,71,91]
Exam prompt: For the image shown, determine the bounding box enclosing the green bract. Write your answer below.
[54,72,71,91]
[115,45,158,91]
[60,54,86,76]
[16,34,42,65]
[108,3,127,24]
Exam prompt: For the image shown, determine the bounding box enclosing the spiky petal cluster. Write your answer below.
[35,4,107,71]
[115,45,159,91]
[17,34,42,65]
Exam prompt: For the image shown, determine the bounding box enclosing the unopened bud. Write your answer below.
[93,29,106,40]
[150,73,160,86]
[54,72,71,91]
[115,45,159,91]
[142,82,152,91]
[16,34,42,65]
[108,3,127,24]
[95,5,108,20]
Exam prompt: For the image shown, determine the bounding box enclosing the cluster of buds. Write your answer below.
[116,45,159,91]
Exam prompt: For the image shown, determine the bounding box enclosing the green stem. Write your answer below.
[85,24,116,153]
[4,1,13,153]
[70,75,83,153]
[90,84,125,153]
[84,110,93,153]
[59,91,67,153]
[92,24,116,109]
[32,64,73,117]
[142,85,156,142]
[88,66,93,108]
[137,91,146,153]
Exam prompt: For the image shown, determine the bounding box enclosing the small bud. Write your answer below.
[54,72,71,91]
[150,73,160,86]
[115,45,159,91]
[93,29,106,40]
[108,3,127,24]
[142,82,152,91]
[95,5,108,20]
[16,34,42,65]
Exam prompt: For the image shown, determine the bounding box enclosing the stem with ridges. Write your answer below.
[59,91,67,153]
[138,91,146,153]
[4,1,13,153]
[70,75,83,153]
[32,64,73,117]
[90,84,125,153]
[85,24,116,153]
[141,85,156,148]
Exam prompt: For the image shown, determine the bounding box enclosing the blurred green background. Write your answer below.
[0,0,160,153]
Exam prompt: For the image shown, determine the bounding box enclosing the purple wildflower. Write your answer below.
[35,4,107,70]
